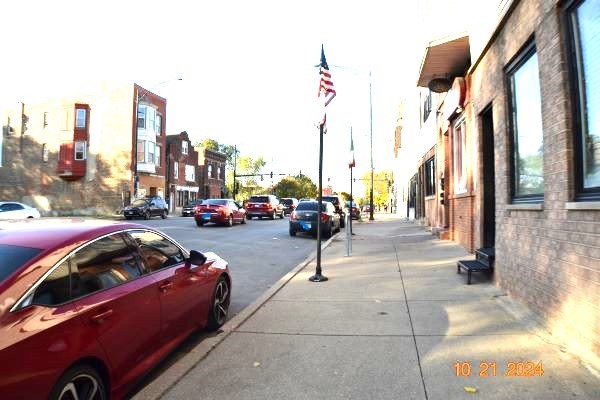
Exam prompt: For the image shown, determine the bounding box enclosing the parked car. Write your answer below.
[0,201,41,219]
[289,200,341,238]
[123,196,168,220]
[194,199,246,227]
[182,199,204,217]
[321,195,347,228]
[280,197,299,216]
[346,201,361,220]
[0,219,231,400]
[245,195,284,220]
[361,204,371,214]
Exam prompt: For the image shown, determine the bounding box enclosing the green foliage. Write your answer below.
[273,175,317,199]
[362,170,394,207]
[339,192,351,202]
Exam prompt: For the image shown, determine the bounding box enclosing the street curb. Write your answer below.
[131,233,340,400]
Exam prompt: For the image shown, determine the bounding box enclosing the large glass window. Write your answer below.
[137,106,146,129]
[185,164,195,181]
[156,115,162,135]
[155,145,161,166]
[453,118,467,194]
[568,0,600,197]
[507,42,544,199]
[182,141,188,155]
[174,161,179,179]
[146,141,155,164]
[424,157,436,197]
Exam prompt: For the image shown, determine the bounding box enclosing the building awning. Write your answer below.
[417,34,471,88]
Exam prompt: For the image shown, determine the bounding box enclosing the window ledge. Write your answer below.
[506,203,544,211]
[565,201,600,210]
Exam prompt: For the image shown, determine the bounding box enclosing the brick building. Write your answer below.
[0,82,167,215]
[166,131,200,213]
[411,0,600,362]
[196,146,227,199]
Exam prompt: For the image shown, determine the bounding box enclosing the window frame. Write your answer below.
[424,157,436,197]
[75,108,87,129]
[564,0,600,200]
[182,141,189,155]
[74,141,87,161]
[505,39,545,202]
[453,117,467,194]
[174,161,179,179]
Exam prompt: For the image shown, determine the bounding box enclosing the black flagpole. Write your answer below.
[309,120,328,282]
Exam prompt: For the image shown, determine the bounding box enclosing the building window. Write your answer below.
[137,140,145,163]
[148,107,156,132]
[453,118,467,194]
[42,144,49,162]
[217,164,221,180]
[506,41,544,200]
[155,145,161,166]
[185,165,195,182]
[208,164,213,178]
[424,157,435,197]
[182,141,188,155]
[423,90,432,123]
[137,106,146,129]
[156,115,162,135]
[75,109,86,128]
[174,161,179,179]
[567,0,600,198]
[146,141,155,164]
[74,141,86,160]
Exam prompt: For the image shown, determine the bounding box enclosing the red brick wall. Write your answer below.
[470,0,600,361]
[449,194,475,252]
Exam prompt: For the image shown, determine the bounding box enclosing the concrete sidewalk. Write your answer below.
[134,215,600,400]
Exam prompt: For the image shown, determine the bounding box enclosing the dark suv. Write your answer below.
[321,195,347,228]
[246,195,284,220]
[123,196,168,220]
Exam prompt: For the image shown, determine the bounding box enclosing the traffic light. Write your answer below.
[270,171,273,178]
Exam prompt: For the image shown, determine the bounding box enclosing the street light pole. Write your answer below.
[369,70,374,221]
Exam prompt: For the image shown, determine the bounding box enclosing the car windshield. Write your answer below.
[205,199,228,206]
[0,244,42,281]
[132,199,148,206]
[249,196,269,203]
[295,202,327,211]
[281,199,294,205]
[186,200,203,206]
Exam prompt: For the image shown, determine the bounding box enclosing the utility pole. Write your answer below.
[369,70,374,221]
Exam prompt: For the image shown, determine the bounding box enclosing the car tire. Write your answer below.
[161,211,167,219]
[49,363,106,400]
[227,215,233,227]
[279,210,284,219]
[196,220,204,227]
[125,216,132,220]
[206,276,230,331]
[269,211,275,220]
[144,211,150,220]
[241,216,246,224]
[340,215,345,228]
[289,229,296,236]
[246,215,252,220]
[324,224,332,239]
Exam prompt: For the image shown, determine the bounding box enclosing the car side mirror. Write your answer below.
[188,250,207,266]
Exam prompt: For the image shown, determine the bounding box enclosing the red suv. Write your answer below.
[245,195,284,220]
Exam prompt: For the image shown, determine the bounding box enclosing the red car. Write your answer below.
[245,195,284,220]
[194,199,247,227]
[0,219,231,400]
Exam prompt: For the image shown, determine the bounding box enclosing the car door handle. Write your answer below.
[159,281,173,292]
[91,309,114,324]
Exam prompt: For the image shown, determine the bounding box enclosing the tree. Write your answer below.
[362,170,393,208]
[273,175,317,199]
[227,155,267,200]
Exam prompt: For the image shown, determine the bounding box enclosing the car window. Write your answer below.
[132,199,147,206]
[129,230,185,272]
[295,202,327,211]
[1,203,24,211]
[0,244,43,281]
[249,196,269,203]
[205,199,228,206]
[31,259,71,306]
[71,234,143,297]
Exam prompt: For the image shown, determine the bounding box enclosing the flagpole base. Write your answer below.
[308,274,329,282]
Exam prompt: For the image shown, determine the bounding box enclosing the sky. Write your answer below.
[1,0,466,196]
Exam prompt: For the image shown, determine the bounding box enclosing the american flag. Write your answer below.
[318,45,336,107]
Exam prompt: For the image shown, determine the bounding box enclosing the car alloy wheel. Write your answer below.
[207,277,230,330]
[241,215,246,224]
[51,364,106,400]
[227,215,233,227]
[144,211,150,220]
[161,211,167,219]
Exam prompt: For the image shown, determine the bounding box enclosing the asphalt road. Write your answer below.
[132,213,318,317]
